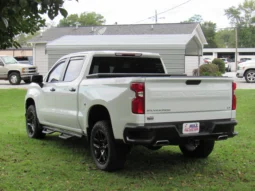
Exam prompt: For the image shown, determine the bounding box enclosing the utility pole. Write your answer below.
[155,10,158,23]
[235,27,238,71]
[149,10,164,23]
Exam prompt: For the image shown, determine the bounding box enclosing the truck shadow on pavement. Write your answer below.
[43,135,214,175]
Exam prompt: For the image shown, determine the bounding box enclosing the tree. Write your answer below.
[225,0,255,26]
[225,6,242,26]
[224,0,255,48]
[238,26,255,47]
[15,32,40,47]
[239,0,255,25]
[182,15,217,48]
[201,22,217,48]
[0,0,75,49]
[182,14,203,23]
[215,29,235,48]
[58,12,105,27]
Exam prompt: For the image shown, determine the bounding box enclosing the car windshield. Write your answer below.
[2,56,18,64]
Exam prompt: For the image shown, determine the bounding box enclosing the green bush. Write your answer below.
[193,64,222,76]
[212,58,225,73]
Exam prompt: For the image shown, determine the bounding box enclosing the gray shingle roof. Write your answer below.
[29,23,199,43]
[47,34,194,47]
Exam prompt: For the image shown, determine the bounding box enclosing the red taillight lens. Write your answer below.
[232,82,236,110]
[232,82,236,91]
[130,82,145,114]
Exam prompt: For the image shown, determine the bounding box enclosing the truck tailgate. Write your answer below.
[145,77,233,121]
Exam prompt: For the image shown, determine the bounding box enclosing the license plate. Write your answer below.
[183,122,200,134]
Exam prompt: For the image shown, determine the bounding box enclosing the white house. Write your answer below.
[203,48,255,61]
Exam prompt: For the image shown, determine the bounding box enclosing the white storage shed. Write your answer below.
[46,34,206,75]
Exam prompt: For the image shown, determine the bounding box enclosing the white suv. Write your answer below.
[236,60,255,83]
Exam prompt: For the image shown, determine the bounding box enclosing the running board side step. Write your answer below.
[59,133,73,140]
[42,126,83,139]
[42,129,55,134]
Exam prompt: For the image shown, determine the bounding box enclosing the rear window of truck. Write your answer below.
[89,57,165,74]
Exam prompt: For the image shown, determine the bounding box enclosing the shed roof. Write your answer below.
[30,23,206,44]
[47,34,195,49]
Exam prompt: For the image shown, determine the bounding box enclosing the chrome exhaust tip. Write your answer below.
[218,135,228,140]
[155,140,169,146]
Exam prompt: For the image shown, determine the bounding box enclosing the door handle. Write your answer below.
[69,87,76,92]
[50,88,55,92]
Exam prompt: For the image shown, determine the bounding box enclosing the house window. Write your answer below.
[239,52,255,55]
[203,52,213,55]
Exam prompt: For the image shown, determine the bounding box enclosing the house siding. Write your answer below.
[34,44,48,76]
[185,56,203,76]
[47,47,186,74]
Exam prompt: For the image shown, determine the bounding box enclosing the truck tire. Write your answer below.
[25,105,45,139]
[90,120,129,171]
[8,72,21,85]
[179,140,215,158]
[245,70,255,83]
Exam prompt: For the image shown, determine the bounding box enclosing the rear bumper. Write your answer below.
[123,119,238,146]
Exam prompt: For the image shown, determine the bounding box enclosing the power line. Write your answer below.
[134,0,192,24]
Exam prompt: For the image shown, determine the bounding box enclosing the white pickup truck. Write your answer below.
[25,51,238,171]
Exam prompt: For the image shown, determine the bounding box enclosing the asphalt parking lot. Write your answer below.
[0,80,29,89]
[0,72,254,89]
[222,72,255,89]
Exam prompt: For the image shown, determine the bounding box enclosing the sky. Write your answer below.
[47,0,244,29]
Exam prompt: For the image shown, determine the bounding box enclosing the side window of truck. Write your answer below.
[47,60,66,83]
[63,57,85,82]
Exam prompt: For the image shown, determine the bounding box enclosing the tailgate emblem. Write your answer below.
[147,116,154,121]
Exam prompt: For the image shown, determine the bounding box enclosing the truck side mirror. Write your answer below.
[0,61,4,66]
[31,75,43,87]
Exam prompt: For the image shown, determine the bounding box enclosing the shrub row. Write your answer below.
[193,58,225,76]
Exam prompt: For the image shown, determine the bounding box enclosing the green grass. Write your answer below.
[0,89,255,191]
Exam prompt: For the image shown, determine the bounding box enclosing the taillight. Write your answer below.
[130,82,145,114]
[232,82,236,110]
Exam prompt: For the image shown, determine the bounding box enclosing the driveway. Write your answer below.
[222,72,255,89]
[1,73,255,89]
[0,80,30,89]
